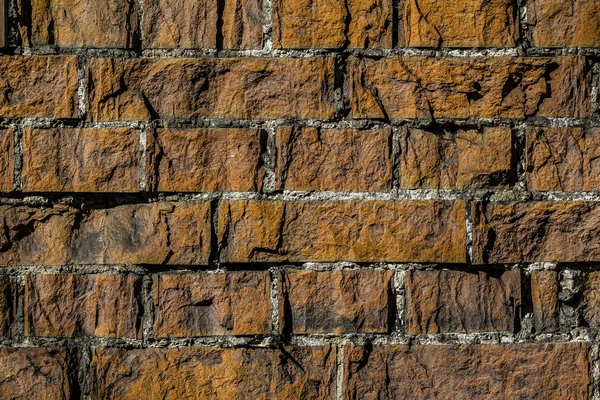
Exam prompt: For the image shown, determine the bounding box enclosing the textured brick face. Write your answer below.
[531,270,559,333]
[0,129,14,193]
[0,276,15,336]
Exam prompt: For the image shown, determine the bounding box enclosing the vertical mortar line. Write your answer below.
[13,125,22,191]
[269,266,280,335]
[6,0,17,48]
[591,61,600,117]
[516,0,529,55]
[592,342,600,400]
[393,268,405,334]
[465,201,473,265]
[14,269,25,339]
[77,346,92,400]
[514,125,528,192]
[390,126,402,198]
[335,343,345,400]
[262,123,277,194]
[76,52,88,121]
[137,0,145,51]
[141,273,155,345]
[262,0,274,51]
[139,127,147,192]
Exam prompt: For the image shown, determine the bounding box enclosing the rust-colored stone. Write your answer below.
[0,129,14,192]
[146,128,264,192]
[583,272,600,328]
[350,56,590,119]
[0,276,15,336]
[153,272,272,337]
[25,273,142,338]
[87,57,336,121]
[276,127,392,192]
[531,270,559,333]
[222,0,264,49]
[22,127,139,193]
[405,269,521,334]
[91,346,337,399]
[217,200,466,263]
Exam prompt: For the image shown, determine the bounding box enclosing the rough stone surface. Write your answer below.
[147,128,264,192]
[153,272,272,337]
[528,0,600,47]
[22,127,139,193]
[272,0,391,48]
[0,275,15,336]
[218,200,466,263]
[398,0,517,47]
[87,57,336,121]
[0,129,14,193]
[583,272,600,328]
[91,346,336,399]
[400,126,513,189]
[276,127,392,192]
[25,273,142,338]
[473,202,600,263]
[0,56,78,118]
[279,269,392,334]
[405,269,521,334]
[527,127,600,191]
[531,270,559,333]
[350,56,590,119]
[344,343,591,399]
[0,348,76,399]
[222,0,264,49]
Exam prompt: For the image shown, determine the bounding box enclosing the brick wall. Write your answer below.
[0,0,599,398]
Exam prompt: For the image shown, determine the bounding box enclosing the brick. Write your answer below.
[528,0,600,47]
[17,0,137,48]
[153,272,271,337]
[473,202,600,263]
[0,348,77,399]
[279,269,392,334]
[405,269,521,334]
[0,129,14,192]
[0,0,5,48]
[0,276,16,336]
[276,127,392,192]
[22,127,139,193]
[146,128,264,192]
[344,343,590,399]
[400,127,513,189]
[531,270,559,333]
[350,56,590,119]
[25,273,142,338]
[272,0,391,48]
[583,272,600,328]
[222,0,264,49]
[0,56,78,118]
[527,127,600,191]
[87,57,336,121]
[91,346,336,399]
[398,0,517,47]
[217,200,466,263]
[0,201,211,266]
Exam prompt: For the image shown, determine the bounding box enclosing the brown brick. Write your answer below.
[87,57,336,121]
[17,0,137,48]
[473,202,600,263]
[276,127,392,192]
[0,348,77,399]
[279,269,392,334]
[584,272,600,328]
[398,0,517,47]
[22,127,139,193]
[146,128,264,192]
[0,56,78,118]
[344,343,590,399]
[153,272,272,337]
[91,346,336,399]
[350,56,590,119]
[528,0,600,47]
[401,127,513,189]
[531,270,559,333]
[25,273,142,338]
[0,276,16,336]
[217,200,466,263]
[527,127,600,191]
[0,0,5,48]
[222,0,264,49]
[0,129,14,192]
[273,0,391,48]
[0,201,211,266]
[405,269,521,334]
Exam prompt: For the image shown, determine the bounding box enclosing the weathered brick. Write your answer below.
[272,0,391,48]
[222,0,264,49]
[398,0,517,47]
[146,128,264,192]
[91,346,336,399]
[350,56,590,119]
[527,127,600,191]
[0,201,211,266]
[400,126,513,189]
[217,200,466,263]
[0,129,14,192]
[473,202,600,263]
[17,0,137,48]
[279,269,392,334]
[583,272,600,328]
[0,0,5,48]
[153,272,271,337]
[0,276,16,336]
[276,127,392,192]
[405,269,521,334]
[528,0,600,47]
[25,273,142,338]
[87,57,336,121]
[344,343,591,399]
[0,348,77,399]
[22,127,139,193]
[531,270,559,333]
[0,56,78,118]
